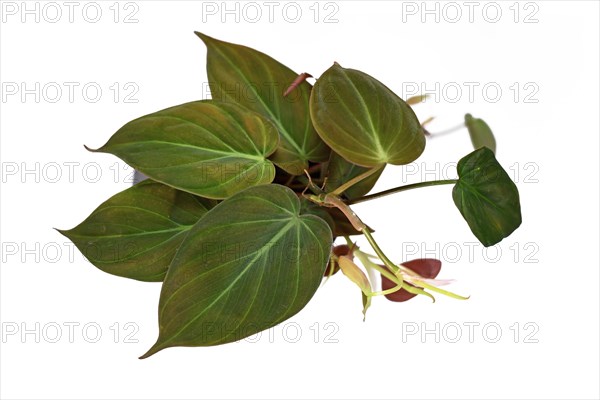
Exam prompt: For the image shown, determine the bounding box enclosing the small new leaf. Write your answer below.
[453,147,522,246]
[465,113,497,154]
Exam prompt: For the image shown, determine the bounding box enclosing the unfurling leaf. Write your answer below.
[88,100,279,199]
[338,256,371,295]
[141,184,332,358]
[453,147,521,246]
[310,63,425,167]
[197,32,330,175]
[58,180,215,282]
[325,244,354,276]
[465,113,496,154]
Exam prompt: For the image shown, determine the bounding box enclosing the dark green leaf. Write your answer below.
[465,113,496,154]
[88,100,279,199]
[300,197,366,237]
[324,151,385,200]
[141,184,332,358]
[326,207,364,237]
[300,197,336,235]
[310,63,425,167]
[197,32,330,175]
[452,147,521,246]
[58,180,215,282]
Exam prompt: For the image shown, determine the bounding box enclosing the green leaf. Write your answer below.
[58,180,215,282]
[300,197,365,237]
[452,147,521,247]
[197,32,330,175]
[141,184,332,358]
[465,113,496,154]
[88,100,279,199]
[325,151,385,200]
[310,63,426,167]
[300,197,336,235]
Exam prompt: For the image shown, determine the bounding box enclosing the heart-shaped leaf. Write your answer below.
[197,32,330,175]
[310,63,425,167]
[88,100,279,199]
[382,259,442,302]
[58,180,215,282]
[141,184,332,358]
[325,151,385,200]
[453,147,521,246]
[465,113,496,153]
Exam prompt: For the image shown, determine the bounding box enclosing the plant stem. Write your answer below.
[361,227,401,282]
[428,122,466,137]
[354,249,398,284]
[331,164,384,196]
[348,179,458,205]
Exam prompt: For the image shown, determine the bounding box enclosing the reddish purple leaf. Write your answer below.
[402,258,441,279]
[381,258,442,302]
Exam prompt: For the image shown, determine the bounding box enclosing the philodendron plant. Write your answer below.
[59,33,522,358]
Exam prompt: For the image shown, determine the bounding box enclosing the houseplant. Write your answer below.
[59,33,522,358]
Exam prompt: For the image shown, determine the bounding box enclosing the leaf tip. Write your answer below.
[139,341,165,360]
[194,31,212,43]
[84,144,100,153]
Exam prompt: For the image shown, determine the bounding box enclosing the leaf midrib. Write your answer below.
[209,44,307,158]
[158,218,300,347]
[108,140,265,162]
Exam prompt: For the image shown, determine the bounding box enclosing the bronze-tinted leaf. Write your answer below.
[141,184,332,357]
[197,32,330,175]
[58,180,215,282]
[89,100,279,199]
[310,63,425,167]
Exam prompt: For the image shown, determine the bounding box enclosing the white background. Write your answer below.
[1,1,599,399]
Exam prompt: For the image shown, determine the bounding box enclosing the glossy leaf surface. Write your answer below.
[197,32,330,175]
[58,180,215,282]
[89,100,279,199]
[465,113,496,154]
[141,184,332,357]
[453,147,521,246]
[310,63,425,167]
